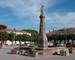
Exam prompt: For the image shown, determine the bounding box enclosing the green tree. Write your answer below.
[15,34,22,45]
[7,33,15,45]
[0,32,8,44]
[22,29,38,44]
[21,34,31,42]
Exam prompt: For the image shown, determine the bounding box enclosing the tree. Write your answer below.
[22,29,38,44]
[21,34,31,42]
[0,32,8,44]
[15,34,32,45]
[15,34,22,45]
[7,33,15,45]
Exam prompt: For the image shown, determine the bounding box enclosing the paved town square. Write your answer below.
[0,0,75,60]
[0,46,74,60]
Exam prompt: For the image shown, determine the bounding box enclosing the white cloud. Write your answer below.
[0,0,46,18]
[46,12,75,30]
[0,0,66,18]
[0,0,74,31]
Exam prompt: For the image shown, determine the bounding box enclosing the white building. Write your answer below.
[0,29,31,45]
[6,29,31,36]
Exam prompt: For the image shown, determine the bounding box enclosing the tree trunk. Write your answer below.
[19,40,21,46]
[11,41,13,45]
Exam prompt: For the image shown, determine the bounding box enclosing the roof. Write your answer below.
[0,24,7,29]
[47,28,75,36]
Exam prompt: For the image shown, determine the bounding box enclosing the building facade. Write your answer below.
[0,24,31,46]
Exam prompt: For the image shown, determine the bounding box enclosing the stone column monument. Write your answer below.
[38,5,48,50]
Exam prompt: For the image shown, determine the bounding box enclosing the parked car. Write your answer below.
[9,45,37,57]
[8,47,19,54]
[53,47,69,56]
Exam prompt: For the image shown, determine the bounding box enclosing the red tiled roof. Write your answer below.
[0,24,7,29]
[0,29,26,32]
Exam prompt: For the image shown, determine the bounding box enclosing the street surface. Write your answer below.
[0,46,75,60]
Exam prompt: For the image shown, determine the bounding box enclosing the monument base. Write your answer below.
[36,47,70,56]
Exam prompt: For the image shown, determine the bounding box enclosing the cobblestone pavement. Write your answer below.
[0,46,75,60]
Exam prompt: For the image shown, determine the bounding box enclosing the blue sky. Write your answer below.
[0,0,75,32]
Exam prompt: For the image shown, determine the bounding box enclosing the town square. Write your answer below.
[0,0,75,60]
